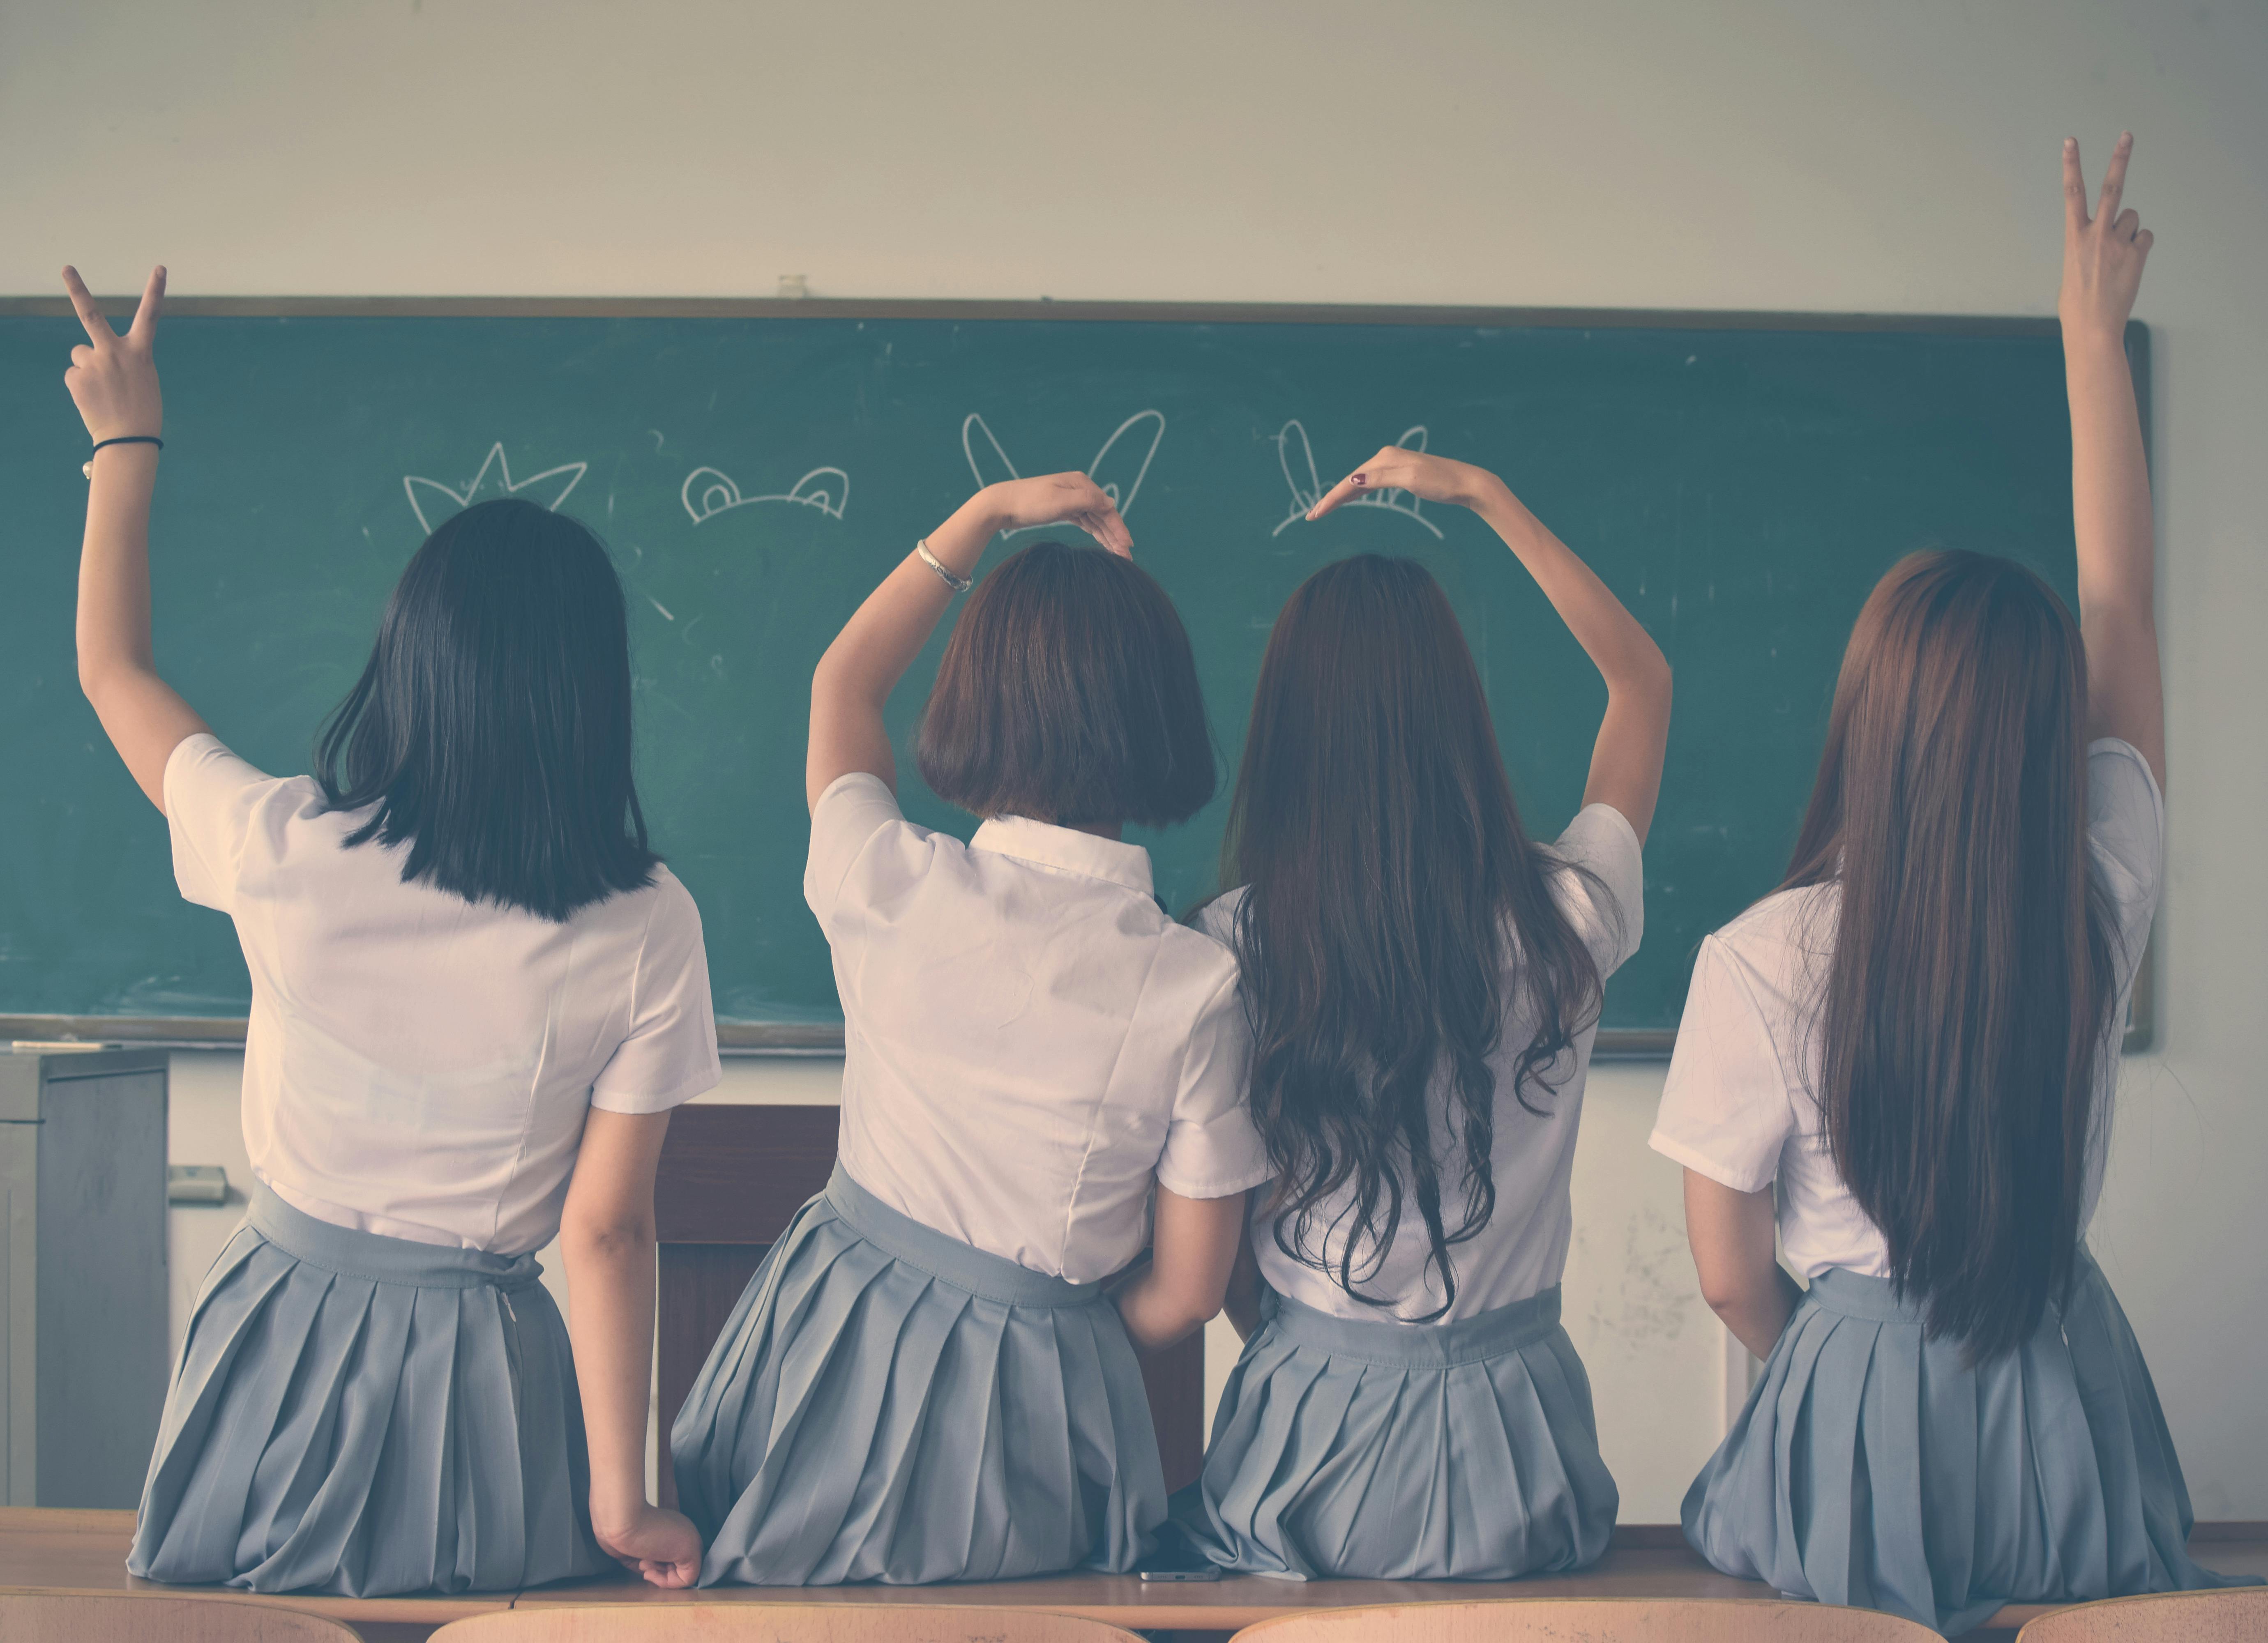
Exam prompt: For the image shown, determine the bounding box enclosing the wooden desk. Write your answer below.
[0,1507,503,1640]
[5,1510,2262,1641]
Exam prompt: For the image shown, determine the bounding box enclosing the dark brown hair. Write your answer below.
[917,541,1216,828]
[1218,555,1607,1318]
[1786,549,2118,1359]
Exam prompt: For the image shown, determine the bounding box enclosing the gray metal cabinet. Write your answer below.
[0,1048,169,1507]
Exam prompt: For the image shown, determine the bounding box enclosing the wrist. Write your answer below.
[2060,319,2129,359]
[589,1482,650,1537]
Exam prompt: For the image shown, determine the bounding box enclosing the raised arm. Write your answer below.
[805,474,1131,810]
[62,265,209,810]
[1309,451,1672,841]
[2060,134,2163,787]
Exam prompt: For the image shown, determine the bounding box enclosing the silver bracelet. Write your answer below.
[915,537,973,594]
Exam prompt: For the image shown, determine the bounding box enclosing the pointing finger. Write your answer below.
[2097,132,2132,227]
[60,265,115,348]
[128,264,167,345]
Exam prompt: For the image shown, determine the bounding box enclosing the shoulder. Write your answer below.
[1541,803,1645,972]
[1700,883,1835,1026]
[1187,886,1246,949]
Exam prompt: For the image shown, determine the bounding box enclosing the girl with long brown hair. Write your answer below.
[1653,135,2259,1633]
[1180,455,1671,1579]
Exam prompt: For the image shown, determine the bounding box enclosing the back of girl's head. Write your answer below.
[1788,548,2115,1358]
[1223,554,1604,1318]
[917,541,1215,828]
[316,497,658,922]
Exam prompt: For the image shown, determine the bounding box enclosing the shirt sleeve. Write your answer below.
[1155,966,1275,1201]
[1549,802,1646,978]
[590,876,724,1114]
[803,771,917,934]
[1649,934,1796,1194]
[164,733,280,914]
[2085,738,2165,996]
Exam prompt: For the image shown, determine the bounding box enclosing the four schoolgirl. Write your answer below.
[53,131,2256,1624]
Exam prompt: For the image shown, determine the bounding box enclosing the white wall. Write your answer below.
[16,0,2261,1519]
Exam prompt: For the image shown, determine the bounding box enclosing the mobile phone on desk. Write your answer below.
[1137,1519,1222,1582]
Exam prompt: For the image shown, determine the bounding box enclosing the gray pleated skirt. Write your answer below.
[670,1165,1165,1586]
[1182,1284,1619,1579]
[1683,1251,2263,1636]
[129,1185,611,1597]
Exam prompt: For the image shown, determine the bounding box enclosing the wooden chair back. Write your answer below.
[2015,1587,2268,1641]
[433,1604,1149,1641]
[0,1592,362,1642]
[651,1103,1206,1499]
[1230,1597,1943,1641]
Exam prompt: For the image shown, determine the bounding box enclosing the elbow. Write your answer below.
[562,1213,656,1264]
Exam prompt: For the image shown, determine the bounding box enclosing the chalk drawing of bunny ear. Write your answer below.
[1088,410,1164,517]
[962,414,1020,492]
[404,442,588,534]
[1271,420,1324,537]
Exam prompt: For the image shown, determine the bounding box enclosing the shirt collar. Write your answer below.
[968,815,1155,900]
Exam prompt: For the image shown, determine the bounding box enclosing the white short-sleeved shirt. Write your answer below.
[1650,739,2162,1279]
[167,734,721,1254]
[1198,803,1646,1323]
[805,772,1273,1284]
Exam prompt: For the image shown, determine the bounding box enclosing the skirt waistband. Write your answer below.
[246,1184,545,1291]
[1260,1283,1565,1367]
[823,1164,1103,1309]
[1803,1247,2102,1325]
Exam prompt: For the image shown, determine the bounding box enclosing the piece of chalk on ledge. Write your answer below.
[168,1164,231,1204]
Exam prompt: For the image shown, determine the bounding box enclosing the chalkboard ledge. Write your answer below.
[0,1017,2155,1059]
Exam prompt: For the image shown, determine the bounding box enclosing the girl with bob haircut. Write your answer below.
[60,266,719,1596]
[1653,136,2259,1634]
[1182,452,1671,1579]
[673,476,1270,1585]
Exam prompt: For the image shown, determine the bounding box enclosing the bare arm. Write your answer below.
[1681,1168,1800,1360]
[2059,134,2163,788]
[559,1109,701,1588]
[61,265,208,810]
[1115,1187,1247,1352]
[1308,451,1672,841]
[806,474,1132,810]
[1221,1211,1264,1342]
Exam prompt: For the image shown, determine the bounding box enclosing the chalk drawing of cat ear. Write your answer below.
[682,464,850,526]
[1088,410,1165,517]
[682,467,746,525]
[962,414,1020,492]
[785,467,849,519]
[1271,420,1324,537]
[403,442,588,534]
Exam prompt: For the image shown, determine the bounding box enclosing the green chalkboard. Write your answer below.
[0,301,2132,1048]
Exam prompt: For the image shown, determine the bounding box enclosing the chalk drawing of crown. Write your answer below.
[1273,421,1442,538]
[403,443,589,535]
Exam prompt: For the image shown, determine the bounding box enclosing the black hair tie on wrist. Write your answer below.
[83,434,163,479]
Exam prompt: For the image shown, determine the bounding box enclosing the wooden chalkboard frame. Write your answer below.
[0,297,2152,1057]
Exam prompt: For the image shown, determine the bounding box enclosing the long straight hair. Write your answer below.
[1787,549,2117,1358]
[316,498,659,922]
[1219,555,1606,1318]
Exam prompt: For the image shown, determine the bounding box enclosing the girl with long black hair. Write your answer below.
[1182,453,1671,1579]
[1653,136,2260,1633]
[60,267,719,1595]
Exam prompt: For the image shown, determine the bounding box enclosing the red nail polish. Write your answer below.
[1352,473,1367,487]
